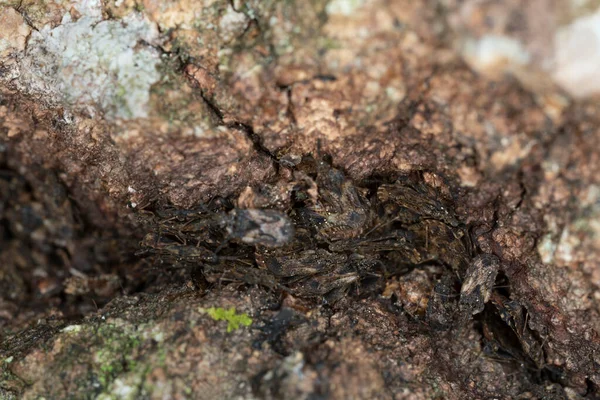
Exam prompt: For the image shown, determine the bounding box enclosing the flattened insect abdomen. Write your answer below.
[227,209,295,247]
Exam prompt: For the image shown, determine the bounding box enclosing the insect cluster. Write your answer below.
[141,157,469,300]
[139,156,550,370]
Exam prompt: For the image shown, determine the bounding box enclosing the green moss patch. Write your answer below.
[206,307,253,333]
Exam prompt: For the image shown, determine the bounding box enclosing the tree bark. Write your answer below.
[1,1,600,399]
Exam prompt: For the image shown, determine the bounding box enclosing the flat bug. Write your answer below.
[226,209,294,247]
[426,254,499,330]
[140,208,294,265]
[459,254,500,317]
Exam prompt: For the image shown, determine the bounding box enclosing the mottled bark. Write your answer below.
[1,1,600,399]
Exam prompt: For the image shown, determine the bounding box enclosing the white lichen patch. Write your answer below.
[326,0,367,16]
[61,324,84,334]
[17,9,161,119]
[98,376,143,400]
[142,324,166,343]
[462,35,531,77]
[71,0,104,19]
[553,7,600,98]
[218,5,249,43]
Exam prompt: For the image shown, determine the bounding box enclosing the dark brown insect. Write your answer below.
[377,178,460,227]
[294,158,373,241]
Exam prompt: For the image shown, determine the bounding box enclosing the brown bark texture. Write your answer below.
[1,1,600,399]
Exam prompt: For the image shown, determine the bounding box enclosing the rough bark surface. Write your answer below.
[1,1,600,399]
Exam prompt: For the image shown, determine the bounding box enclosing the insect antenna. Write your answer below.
[364,216,401,237]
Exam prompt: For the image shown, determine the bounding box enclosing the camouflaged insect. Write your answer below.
[140,232,220,263]
[295,158,373,241]
[139,208,293,270]
[425,274,458,331]
[226,209,294,247]
[377,178,460,227]
[141,156,470,306]
[459,254,500,316]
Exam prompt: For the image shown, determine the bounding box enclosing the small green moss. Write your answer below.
[90,322,145,389]
[206,307,252,332]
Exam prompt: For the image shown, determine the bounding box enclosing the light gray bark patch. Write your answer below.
[18,13,161,119]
